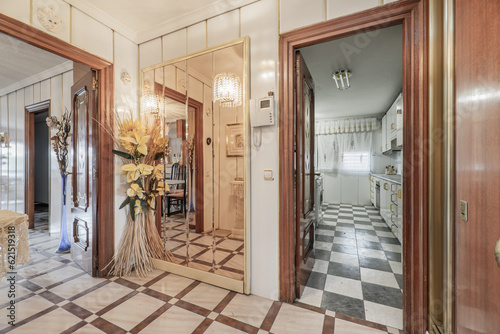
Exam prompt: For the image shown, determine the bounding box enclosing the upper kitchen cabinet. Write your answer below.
[382,92,403,153]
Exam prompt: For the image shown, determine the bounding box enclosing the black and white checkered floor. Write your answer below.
[298,203,403,329]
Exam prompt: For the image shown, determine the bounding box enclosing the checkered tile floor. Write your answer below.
[0,228,403,333]
[298,203,403,329]
[163,215,244,280]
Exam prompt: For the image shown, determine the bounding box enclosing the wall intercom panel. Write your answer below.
[250,96,275,127]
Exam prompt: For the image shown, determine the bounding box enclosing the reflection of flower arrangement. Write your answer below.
[187,135,195,171]
[46,110,71,175]
[113,118,170,221]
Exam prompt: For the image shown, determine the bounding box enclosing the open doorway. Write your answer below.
[33,110,50,230]
[279,2,429,333]
[295,24,404,329]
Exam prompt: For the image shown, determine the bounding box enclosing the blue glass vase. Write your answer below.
[55,173,71,253]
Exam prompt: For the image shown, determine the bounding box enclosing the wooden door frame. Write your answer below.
[278,1,428,333]
[0,13,115,277]
[25,100,51,229]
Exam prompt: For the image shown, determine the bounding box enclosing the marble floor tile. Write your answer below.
[204,320,247,333]
[270,302,325,334]
[381,243,402,253]
[140,305,205,334]
[29,266,83,288]
[72,324,107,333]
[10,307,81,334]
[49,274,103,300]
[182,282,230,310]
[389,261,402,275]
[221,293,274,327]
[364,300,403,329]
[148,273,195,297]
[311,259,330,274]
[358,248,387,260]
[333,237,357,246]
[334,318,387,334]
[330,251,359,266]
[324,275,363,300]
[72,282,133,314]
[360,268,399,289]
[298,286,323,307]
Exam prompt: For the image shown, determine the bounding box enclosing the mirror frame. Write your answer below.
[141,36,250,294]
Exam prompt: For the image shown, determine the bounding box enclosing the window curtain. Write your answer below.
[316,118,377,173]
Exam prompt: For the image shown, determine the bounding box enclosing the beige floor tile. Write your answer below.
[214,268,244,280]
[101,293,165,330]
[270,303,325,334]
[9,307,81,333]
[0,284,33,305]
[49,274,103,299]
[0,295,53,326]
[217,239,243,251]
[72,282,133,313]
[121,269,164,286]
[72,324,107,333]
[16,259,63,278]
[30,266,83,288]
[182,282,229,310]
[195,248,225,264]
[223,254,244,271]
[149,273,194,297]
[204,321,246,333]
[221,293,274,328]
[141,305,204,334]
[334,318,387,334]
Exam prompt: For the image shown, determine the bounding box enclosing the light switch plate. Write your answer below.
[264,169,273,180]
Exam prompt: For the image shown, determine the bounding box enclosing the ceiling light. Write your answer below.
[140,87,166,118]
[332,70,352,90]
[213,72,242,107]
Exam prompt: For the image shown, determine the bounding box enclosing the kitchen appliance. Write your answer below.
[314,174,324,226]
[375,180,381,209]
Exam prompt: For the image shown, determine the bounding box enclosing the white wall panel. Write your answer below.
[358,173,371,206]
[241,0,279,300]
[207,10,239,47]
[163,29,187,62]
[139,37,162,69]
[71,8,113,62]
[280,0,324,33]
[32,0,70,42]
[323,172,341,204]
[41,79,51,101]
[0,0,30,24]
[187,22,206,54]
[7,92,16,211]
[0,95,8,210]
[33,83,41,104]
[327,0,380,20]
[24,85,34,106]
[15,89,24,213]
[341,173,358,204]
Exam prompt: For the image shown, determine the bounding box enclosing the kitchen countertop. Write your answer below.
[371,173,402,185]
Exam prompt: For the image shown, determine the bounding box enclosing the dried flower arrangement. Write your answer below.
[46,110,71,175]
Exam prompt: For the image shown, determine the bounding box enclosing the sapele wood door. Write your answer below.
[295,51,315,298]
[70,71,98,276]
[454,1,500,332]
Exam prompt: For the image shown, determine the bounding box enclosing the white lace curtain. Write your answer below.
[315,117,380,135]
[316,117,377,172]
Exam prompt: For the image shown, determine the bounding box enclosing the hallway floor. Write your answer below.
[0,228,402,333]
[298,203,403,329]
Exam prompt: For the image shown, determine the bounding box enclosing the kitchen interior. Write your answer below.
[298,24,404,329]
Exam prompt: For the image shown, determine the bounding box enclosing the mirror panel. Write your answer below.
[142,38,248,291]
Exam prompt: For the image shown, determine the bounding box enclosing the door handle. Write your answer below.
[495,239,500,268]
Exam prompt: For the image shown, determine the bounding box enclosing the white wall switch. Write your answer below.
[264,169,274,180]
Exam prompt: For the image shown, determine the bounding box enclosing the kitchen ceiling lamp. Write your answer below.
[332,69,352,90]
[213,72,242,107]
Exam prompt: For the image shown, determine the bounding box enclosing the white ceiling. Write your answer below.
[65,0,259,43]
[0,32,70,95]
[299,24,403,120]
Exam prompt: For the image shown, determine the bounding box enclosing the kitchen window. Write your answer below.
[342,152,370,172]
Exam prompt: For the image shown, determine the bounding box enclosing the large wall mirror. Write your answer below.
[141,37,249,293]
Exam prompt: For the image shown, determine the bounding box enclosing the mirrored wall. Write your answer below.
[141,37,249,293]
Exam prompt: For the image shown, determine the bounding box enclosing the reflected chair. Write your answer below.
[166,164,188,217]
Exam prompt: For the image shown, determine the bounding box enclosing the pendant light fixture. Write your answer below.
[332,70,352,90]
[140,82,166,118]
[213,72,242,107]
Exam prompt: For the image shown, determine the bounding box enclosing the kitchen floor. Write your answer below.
[0,225,404,333]
[298,203,403,329]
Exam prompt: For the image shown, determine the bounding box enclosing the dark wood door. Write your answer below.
[295,51,315,298]
[70,71,98,276]
[455,1,500,332]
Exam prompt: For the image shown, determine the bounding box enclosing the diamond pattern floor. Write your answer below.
[298,203,403,329]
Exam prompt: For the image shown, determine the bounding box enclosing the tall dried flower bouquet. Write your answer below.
[106,113,174,277]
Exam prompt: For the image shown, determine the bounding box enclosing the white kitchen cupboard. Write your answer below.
[380,180,390,222]
[396,94,403,147]
[369,176,375,206]
[381,115,387,153]
[397,184,403,245]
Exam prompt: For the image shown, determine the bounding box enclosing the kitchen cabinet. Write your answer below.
[396,95,403,147]
[369,175,375,206]
[381,115,387,153]
[380,180,390,222]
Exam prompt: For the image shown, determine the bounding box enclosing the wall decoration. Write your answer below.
[121,72,131,85]
[37,6,63,32]
[226,123,244,157]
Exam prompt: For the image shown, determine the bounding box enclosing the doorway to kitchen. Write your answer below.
[279,2,429,333]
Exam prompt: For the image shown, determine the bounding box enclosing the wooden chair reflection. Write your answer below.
[166,163,188,217]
